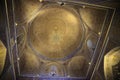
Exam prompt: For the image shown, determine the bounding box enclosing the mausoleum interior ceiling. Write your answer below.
[0,0,120,80]
[13,0,109,78]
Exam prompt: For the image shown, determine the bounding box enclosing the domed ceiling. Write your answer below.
[28,5,84,60]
